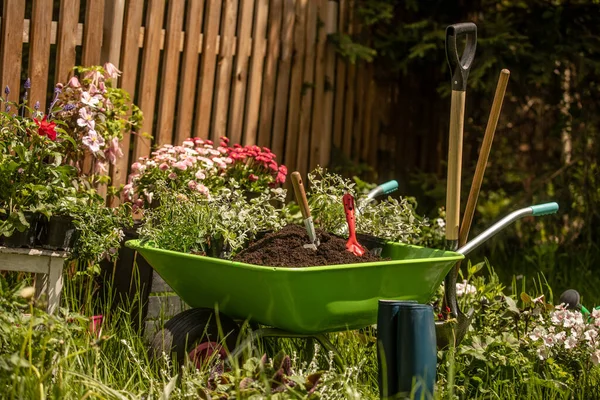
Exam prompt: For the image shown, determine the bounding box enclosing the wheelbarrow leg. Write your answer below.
[228,328,346,371]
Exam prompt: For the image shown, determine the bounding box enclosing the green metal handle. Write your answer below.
[530,202,559,216]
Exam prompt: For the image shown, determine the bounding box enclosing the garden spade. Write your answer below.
[343,193,365,256]
[438,22,477,348]
[291,171,319,250]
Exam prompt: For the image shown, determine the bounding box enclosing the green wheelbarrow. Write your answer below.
[126,202,558,369]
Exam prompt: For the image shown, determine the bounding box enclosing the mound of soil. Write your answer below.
[233,224,383,267]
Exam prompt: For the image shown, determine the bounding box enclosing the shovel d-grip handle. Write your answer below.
[446,22,477,92]
[443,202,559,322]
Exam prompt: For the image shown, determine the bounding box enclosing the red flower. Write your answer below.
[248,174,259,182]
[34,116,57,141]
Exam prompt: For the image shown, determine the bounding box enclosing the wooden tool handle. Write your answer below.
[291,171,311,219]
[459,69,510,247]
[445,90,466,244]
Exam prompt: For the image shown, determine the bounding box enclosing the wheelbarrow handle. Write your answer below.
[457,202,559,256]
[446,22,477,92]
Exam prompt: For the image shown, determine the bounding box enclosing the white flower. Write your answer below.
[195,170,206,180]
[82,130,105,153]
[584,329,598,343]
[564,335,578,350]
[537,347,549,360]
[592,350,600,366]
[436,218,445,228]
[529,326,546,341]
[81,91,100,107]
[543,334,556,347]
[456,280,477,297]
[553,331,566,343]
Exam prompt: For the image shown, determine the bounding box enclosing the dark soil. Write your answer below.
[233,224,384,267]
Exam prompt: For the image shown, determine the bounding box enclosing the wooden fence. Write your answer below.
[0,0,391,198]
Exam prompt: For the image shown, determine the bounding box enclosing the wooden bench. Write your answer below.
[0,246,67,314]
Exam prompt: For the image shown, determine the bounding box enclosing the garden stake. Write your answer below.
[291,171,319,250]
[342,193,365,256]
[439,22,477,348]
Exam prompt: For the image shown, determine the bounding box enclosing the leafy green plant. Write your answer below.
[138,182,287,257]
[301,167,445,247]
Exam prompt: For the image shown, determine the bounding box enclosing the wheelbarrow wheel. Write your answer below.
[151,308,240,368]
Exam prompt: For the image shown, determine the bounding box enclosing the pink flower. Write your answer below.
[104,62,122,79]
[77,107,95,130]
[95,160,107,173]
[131,162,143,172]
[68,76,81,88]
[173,161,188,171]
[188,180,197,190]
[159,163,169,171]
[82,130,105,153]
[248,174,259,182]
[168,172,177,180]
[105,137,123,164]
[123,184,133,201]
[195,170,205,180]
[197,184,209,196]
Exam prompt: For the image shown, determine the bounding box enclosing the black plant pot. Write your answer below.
[3,213,40,248]
[41,215,78,251]
[356,233,388,256]
[99,221,153,332]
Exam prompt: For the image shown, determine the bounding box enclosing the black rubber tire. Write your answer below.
[151,308,240,366]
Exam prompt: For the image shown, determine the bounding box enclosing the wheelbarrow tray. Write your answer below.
[126,240,463,334]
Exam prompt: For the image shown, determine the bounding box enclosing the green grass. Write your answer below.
[1,261,600,399]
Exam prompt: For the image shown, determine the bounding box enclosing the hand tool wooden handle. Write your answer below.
[291,171,311,219]
[459,69,510,247]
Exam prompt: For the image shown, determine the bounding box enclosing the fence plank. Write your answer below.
[361,64,374,161]
[227,0,253,144]
[296,1,317,177]
[0,0,26,98]
[28,0,53,111]
[243,0,269,145]
[341,1,355,159]
[271,0,295,158]
[82,0,105,66]
[352,61,365,161]
[309,0,329,170]
[332,0,346,151]
[174,0,204,144]
[55,0,81,84]
[100,0,125,69]
[134,0,166,161]
[195,0,223,140]
[256,0,282,148]
[156,0,185,146]
[212,0,239,142]
[319,0,337,167]
[111,0,144,198]
[283,0,307,169]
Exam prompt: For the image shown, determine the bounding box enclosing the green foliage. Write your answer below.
[139,182,287,257]
[301,167,446,248]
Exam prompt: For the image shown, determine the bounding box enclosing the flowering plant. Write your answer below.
[123,137,287,210]
[138,181,287,257]
[526,298,600,365]
[0,81,80,235]
[52,63,143,178]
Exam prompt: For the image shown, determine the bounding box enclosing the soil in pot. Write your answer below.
[233,224,385,267]
[3,213,39,248]
[41,215,78,251]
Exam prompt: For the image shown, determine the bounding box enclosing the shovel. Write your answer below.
[440,22,477,346]
[343,193,365,256]
[291,171,319,250]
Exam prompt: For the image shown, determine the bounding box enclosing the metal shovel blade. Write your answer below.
[302,216,319,250]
